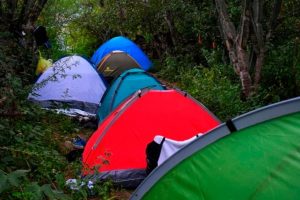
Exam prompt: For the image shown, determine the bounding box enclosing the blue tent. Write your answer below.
[90,36,152,70]
[28,55,107,117]
[97,68,164,122]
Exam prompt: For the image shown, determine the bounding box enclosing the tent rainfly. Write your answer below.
[97,68,165,123]
[83,89,220,188]
[97,50,142,83]
[131,96,300,200]
[28,55,107,116]
[90,36,152,71]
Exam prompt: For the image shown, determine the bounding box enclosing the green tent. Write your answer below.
[131,97,300,200]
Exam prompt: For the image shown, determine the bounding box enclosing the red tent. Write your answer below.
[82,89,220,188]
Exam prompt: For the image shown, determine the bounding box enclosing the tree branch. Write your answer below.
[237,0,251,73]
[18,0,32,27]
[6,0,18,23]
[266,0,282,41]
[238,0,251,48]
[0,112,23,118]
[164,10,178,47]
[252,0,264,48]
[251,0,265,88]
[215,0,253,97]
[215,0,239,74]
[0,1,3,20]
[28,0,48,25]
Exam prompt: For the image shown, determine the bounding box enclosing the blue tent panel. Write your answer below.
[97,68,164,122]
[91,36,152,71]
[28,55,107,116]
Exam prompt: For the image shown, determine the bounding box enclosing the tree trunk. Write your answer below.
[215,0,282,98]
[251,0,265,89]
[164,10,178,47]
[254,51,264,88]
[215,0,253,97]
[0,0,48,50]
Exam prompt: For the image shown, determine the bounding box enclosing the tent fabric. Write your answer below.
[131,96,300,200]
[86,169,147,189]
[97,68,165,123]
[90,36,152,70]
[83,89,220,188]
[28,55,107,116]
[145,134,203,175]
[145,138,165,175]
[97,51,141,82]
[154,134,203,166]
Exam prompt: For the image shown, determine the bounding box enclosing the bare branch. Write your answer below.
[252,0,264,49]
[0,1,3,19]
[215,0,237,40]
[18,0,32,26]
[0,112,23,117]
[6,0,18,22]
[238,0,251,48]
[215,0,253,97]
[215,0,239,73]
[266,0,282,41]
[164,10,177,47]
[251,0,267,88]
[253,51,264,88]
[28,0,48,24]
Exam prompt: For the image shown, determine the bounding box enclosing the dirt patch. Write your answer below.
[110,189,134,200]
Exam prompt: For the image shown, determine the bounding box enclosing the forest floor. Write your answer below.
[54,120,134,199]
[38,74,177,199]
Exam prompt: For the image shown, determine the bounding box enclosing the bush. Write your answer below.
[158,52,268,121]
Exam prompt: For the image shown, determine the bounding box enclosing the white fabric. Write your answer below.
[154,133,203,166]
[45,108,96,117]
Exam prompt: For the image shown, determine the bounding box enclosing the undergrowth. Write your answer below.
[0,32,113,200]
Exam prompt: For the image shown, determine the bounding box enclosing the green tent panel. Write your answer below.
[131,97,300,200]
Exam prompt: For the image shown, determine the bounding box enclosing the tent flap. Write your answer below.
[87,169,147,189]
[91,36,152,70]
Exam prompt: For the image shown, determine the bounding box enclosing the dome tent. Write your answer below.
[90,36,152,71]
[131,97,300,200]
[83,89,220,188]
[97,68,165,123]
[28,55,107,116]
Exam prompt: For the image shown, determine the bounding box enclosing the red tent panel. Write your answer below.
[83,89,220,173]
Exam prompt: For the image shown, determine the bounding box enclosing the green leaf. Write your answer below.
[24,182,43,200]
[0,171,8,194]
[55,173,65,190]
[52,190,71,200]
[41,184,56,200]
[7,169,29,187]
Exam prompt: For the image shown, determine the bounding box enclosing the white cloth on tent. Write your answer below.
[154,133,203,166]
[49,108,96,117]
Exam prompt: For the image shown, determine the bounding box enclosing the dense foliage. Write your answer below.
[41,0,300,104]
[0,0,299,199]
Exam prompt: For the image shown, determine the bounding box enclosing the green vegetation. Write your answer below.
[0,0,299,199]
